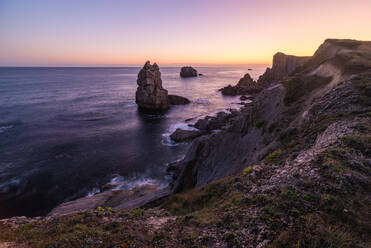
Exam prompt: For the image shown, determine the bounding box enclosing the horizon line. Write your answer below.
[0,63,271,68]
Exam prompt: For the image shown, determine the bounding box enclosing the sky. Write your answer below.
[0,0,370,66]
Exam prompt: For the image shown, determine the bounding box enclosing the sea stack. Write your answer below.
[180,66,198,77]
[136,61,170,111]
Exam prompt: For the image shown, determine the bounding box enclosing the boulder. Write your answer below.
[136,61,170,111]
[168,95,190,105]
[193,111,233,131]
[170,128,203,142]
[180,66,198,77]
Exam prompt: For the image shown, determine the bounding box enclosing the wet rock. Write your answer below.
[180,66,198,77]
[136,61,170,111]
[170,128,203,142]
[168,95,190,105]
[240,95,250,101]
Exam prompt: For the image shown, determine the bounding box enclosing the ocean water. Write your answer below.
[0,66,266,217]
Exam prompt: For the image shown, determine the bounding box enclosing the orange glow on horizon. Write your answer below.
[1,0,370,66]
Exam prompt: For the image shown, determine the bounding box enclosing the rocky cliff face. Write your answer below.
[258,52,310,84]
[220,53,309,96]
[172,39,370,192]
[136,61,170,111]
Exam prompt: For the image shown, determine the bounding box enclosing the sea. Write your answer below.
[0,65,267,218]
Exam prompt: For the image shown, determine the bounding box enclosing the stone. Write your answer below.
[168,94,190,105]
[135,61,170,111]
[180,66,198,77]
[170,128,203,142]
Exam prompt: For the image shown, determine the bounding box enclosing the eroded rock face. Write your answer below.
[258,52,310,84]
[180,66,198,77]
[136,61,170,111]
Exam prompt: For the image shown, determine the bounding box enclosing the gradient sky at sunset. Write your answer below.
[1,0,370,66]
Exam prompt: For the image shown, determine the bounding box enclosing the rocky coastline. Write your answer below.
[1,39,370,248]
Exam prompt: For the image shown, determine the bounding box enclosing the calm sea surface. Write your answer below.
[0,66,266,217]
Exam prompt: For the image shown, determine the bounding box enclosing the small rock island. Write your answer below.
[180,66,198,77]
[136,61,190,111]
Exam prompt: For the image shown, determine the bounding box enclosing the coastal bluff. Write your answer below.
[220,52,310,96]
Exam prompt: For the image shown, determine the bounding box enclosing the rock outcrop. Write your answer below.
[257,52,310,84]
[220,73,260,95]
[170,129,203,142]
[136,61,190,111]
[220,53,310,96]
[180,66,198,77]
[136,61,170,111]
[168,95,190,105]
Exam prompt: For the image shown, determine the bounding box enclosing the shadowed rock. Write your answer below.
[220,73,261,95]
[180,66,198,77]
[136,61,170,111]
[170,129,203,142]
[168,95,190,105]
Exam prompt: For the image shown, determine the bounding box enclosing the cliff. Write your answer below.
[257,52,310,84]
[220,52,310,96]
[1,39,370,248]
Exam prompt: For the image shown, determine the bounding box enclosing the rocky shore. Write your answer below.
[1,39,370,248]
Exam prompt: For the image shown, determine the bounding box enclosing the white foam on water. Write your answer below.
[0,177,22,193]
[87,188,100,197]
[161,122,199,146]
[0,125,14,134]
[123,102,137,108]
[107,175,164,191]
[194,99,210,105]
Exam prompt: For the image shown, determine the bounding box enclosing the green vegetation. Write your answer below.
[255,119,267,129]
[242,166,253,176]
[265,149,283,164]
[268,121,279,133]
[283,75,332,105]
[160,177,232,215]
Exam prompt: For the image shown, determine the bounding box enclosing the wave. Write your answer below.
[85,174,167,197]
[193,99,211,105]
[122,102,137,108]
[0,177,23,193]
[87,188,100,197]
[0,125,14,134]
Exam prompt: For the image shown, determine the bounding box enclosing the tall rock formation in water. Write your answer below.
[135,61,170,111]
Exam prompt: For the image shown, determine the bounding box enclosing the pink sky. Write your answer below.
[0,0,370,66]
